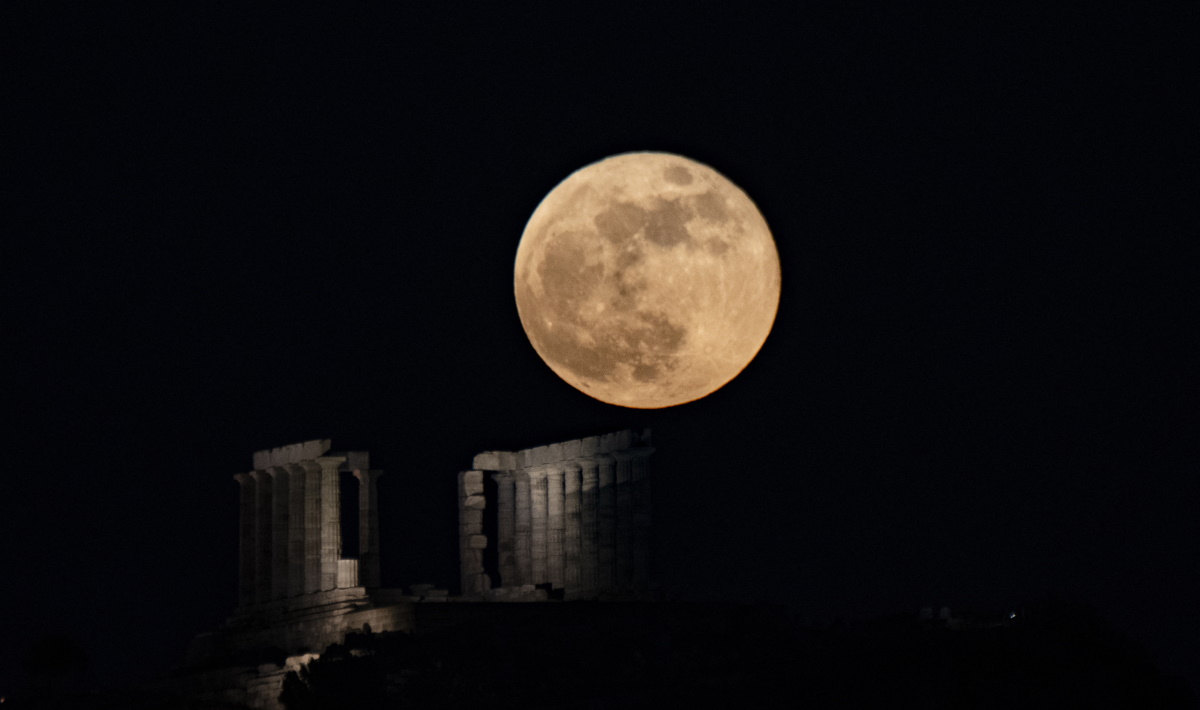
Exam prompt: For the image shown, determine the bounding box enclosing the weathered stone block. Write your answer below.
[302,439,332,460]
[473,451,502,470]
[467,534,488,549]
[252,450,271,470]
[562,439,582,459]
[548,443,564,462]
[459,508,483,526]
[463,495,486,510]
[581,436,599,457]
[473,451,519,471]
[615,429,632,449]
[463,478,485,496]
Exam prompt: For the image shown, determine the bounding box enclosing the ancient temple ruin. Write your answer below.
[232,439,382,606]
[459,429,654,600]
[171,430,655,709]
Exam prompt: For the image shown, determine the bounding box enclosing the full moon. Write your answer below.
[514,152,781,408]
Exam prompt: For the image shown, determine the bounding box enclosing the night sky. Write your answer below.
[5,3,1195,696]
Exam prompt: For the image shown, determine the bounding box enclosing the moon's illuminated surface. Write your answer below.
[514,152,781,408]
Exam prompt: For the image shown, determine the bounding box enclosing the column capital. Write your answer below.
[527,467,548,481]
[491,471,515,483]
[353,468,384,483]
[248,469,271,483]
[266,466,290,479]
[315,456,347,472]
[592,454,616,465]
[233,472,254,486]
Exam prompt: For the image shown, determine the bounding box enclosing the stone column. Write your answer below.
[301,460,322,594]
[492,472,516,587]
[286,464,307,597]
[458,470,487,596]
[579,459,599,599]
[268,467,290,600]
[596,455,617,594]
[630,447,655,593]
[316,456,345,592]
[233,473,257,608]
[529,468,548,586]
[613,452,634,593]
[546,466,565,591]
[354,469,383,589]
[249,470,273,603]
[562,463,583,598]
[514,471,532,586]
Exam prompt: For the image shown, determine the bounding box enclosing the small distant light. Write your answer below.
[1009,612,1016,619]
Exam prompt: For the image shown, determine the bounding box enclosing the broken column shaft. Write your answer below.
[286,464,307,597]
[268,467,290,600]
[316,456,345,591]
[514,471,532,586]
[562,462,582,599]
[493,472,516,587]
[546,466,565,590]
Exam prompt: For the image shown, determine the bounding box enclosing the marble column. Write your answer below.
[492,472,516,587]
[614,452,634,593]
[268,467,290,600]
[580,459,599,599]
[458,470,487,596]
[354,469,383,589]
[514,471,532,586]
[630,447,654,593]
[302,460,322,594]
[529,468,549,586]
[596,455,617,594]
[250,470,273,603]
[233,473,257,608]
[562,463,582,599]
[546,466,565,591]
[286,464,307,597]
[316,456,345,592]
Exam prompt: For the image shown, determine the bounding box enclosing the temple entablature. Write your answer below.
[472,429,649,472]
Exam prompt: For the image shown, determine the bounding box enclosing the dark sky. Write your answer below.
[5,3,1195,695]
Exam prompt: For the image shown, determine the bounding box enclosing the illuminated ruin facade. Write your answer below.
[460,429,655,600]
[173,430,655,709]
